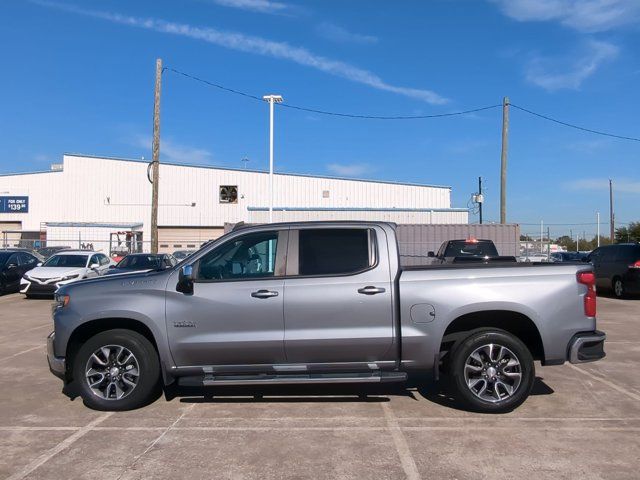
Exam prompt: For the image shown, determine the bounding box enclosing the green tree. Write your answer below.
[615,222,640,243]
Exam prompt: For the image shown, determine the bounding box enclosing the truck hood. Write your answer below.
[56,268,171,296]
[25,266,86,280]
[102,268,153,276]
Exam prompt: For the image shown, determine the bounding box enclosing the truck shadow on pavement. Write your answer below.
[168,377,554,412]
[415,376,554,412]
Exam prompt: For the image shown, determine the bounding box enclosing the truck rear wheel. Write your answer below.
[448,329,534,413]
[73,329,161,411]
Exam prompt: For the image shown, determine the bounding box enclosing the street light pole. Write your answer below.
[263,94,283,223]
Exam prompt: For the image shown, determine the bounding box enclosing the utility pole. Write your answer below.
[540,220,544,254]
[596,212,600,247]
[500,96,509,224]
[478,176,483,224]
[609,179,615,242]
[150,58,162,254]
[547,227,551,261]
[262,94,283,223]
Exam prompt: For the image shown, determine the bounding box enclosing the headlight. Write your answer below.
[54,293,70,309]
[60,274,79,282]
[22,274,31,280]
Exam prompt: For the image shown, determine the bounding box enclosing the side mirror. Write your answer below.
[177,265,194,294]
[109,264,116,268]
[427,251,435,258]
[7,263,17,269]
[90,263,100,270]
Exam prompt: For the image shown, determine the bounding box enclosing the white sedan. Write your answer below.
[20,251,112,298]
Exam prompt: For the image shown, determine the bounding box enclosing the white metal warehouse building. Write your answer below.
[0,154,468,253]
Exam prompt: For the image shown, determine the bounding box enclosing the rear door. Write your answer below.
[283,226,394,364]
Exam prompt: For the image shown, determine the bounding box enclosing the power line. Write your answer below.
[163,66,501,120]
[164,67,640,139]
[510,103,640,143]
[164,67,264,102]
[278,103,501,120]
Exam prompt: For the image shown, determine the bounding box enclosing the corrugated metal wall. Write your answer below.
[396,224,521,265]
[0,155,467,243]
[247,209,468,224]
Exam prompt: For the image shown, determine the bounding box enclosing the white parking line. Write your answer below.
[0,323,50,342]
[568,364,640,402]
[381,403,421,480]
[0,345,43,363]
[5,413,112,480]
[115,403,196,480]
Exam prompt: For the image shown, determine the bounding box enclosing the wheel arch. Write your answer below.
[439,310,545,362]
[65,318,164,384]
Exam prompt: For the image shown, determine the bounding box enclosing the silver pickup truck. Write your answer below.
[47,221,605,413]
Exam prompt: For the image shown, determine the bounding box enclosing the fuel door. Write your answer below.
[410,303,436,324]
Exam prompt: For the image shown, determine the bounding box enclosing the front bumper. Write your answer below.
[568,330,606,364]
[47,332,66,379]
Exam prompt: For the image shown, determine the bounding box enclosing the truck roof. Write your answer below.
[231,220,398,231]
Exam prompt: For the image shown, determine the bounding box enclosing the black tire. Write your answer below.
[73,329,161,411]
[612,277,625,299]
[447,328,535,413]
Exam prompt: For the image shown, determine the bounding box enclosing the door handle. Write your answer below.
[251,289,279,299]
[357,286,386,295]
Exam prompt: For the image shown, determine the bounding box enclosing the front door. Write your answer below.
[166,229,288,367]
[283,227,394,364]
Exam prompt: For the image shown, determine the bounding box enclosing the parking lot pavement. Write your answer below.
[0,294,638,480]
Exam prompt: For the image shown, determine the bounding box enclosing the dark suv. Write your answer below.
[588,243,640,298]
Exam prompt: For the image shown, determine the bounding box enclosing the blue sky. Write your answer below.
[1,0,639,236]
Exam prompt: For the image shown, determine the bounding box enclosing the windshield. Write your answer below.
[116,255,163,270]
[444,240,499,258]
[43,254,88,268]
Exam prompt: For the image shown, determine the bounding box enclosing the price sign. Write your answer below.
[0,196,29,213]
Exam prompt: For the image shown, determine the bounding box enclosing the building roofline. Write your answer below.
[0,169,61,177]
[45,222,143,229]
[61,153,452,190]
[247,206,468,213]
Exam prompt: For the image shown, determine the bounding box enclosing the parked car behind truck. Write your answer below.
[429,239,517,264]
[48,221,605,413]
[588,243,640,298]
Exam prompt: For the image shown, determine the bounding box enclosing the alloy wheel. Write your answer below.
[614,279,624,298]
[463,343,522,403]
[85,344,140,400]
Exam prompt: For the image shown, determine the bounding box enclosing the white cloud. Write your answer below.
[134,135,213,164]
[525,40,618,90]
[31,0,448,105]
[316,22,378,45]
[208,0,288,14]
[566,178,640,194]
[326,163,371,176]
[491,0,640,32]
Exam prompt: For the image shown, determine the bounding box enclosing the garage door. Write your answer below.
[158,227,224,253]
[0,222,22,247]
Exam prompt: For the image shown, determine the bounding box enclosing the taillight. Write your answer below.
[630,261,640,269]
[577,271,596,317]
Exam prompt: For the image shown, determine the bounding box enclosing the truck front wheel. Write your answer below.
[73,329,161,411]
[448,329,534,413]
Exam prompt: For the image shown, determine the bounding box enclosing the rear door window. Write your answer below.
[297,228,375,276]
[615,245,640,263]
[600,247,617,262]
